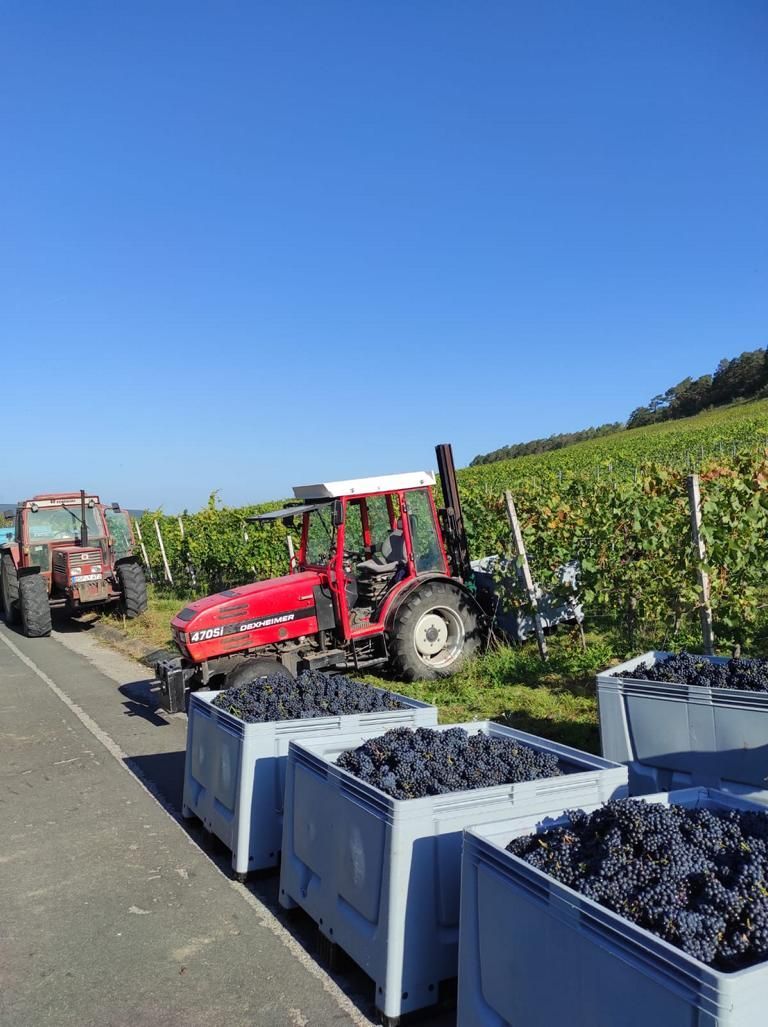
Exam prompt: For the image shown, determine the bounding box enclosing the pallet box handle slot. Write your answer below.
[276,718,342,737]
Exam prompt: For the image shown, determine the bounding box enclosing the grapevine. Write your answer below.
[137,445,768,650]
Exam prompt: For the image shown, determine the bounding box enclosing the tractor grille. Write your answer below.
[68,550,102,565]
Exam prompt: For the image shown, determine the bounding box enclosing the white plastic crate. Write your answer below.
[458,787,768,1027]
[182,687,437,875]
[278,721,628,1023]
[598,651,768,797]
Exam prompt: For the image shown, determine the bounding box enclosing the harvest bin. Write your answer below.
[182,688,437,875]
[598,651,768,797]
[278,721,628,1023]
[458,787,768,1027]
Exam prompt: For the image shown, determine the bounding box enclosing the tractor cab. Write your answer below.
[252,471,448,640]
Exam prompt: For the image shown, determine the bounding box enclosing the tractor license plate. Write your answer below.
[72,574,103,583]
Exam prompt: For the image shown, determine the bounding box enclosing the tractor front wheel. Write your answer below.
[18,574,52,638]
[117,560,148,619]
[1,554,19,625]
[224,657,294,690]
[388,581,480,681]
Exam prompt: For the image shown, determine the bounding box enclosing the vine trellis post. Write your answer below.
[503,490,548,662]
[686,474,715,655]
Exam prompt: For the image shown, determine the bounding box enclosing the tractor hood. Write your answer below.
[171,571,325,662]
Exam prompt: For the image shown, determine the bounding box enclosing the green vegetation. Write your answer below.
[627,347,768,428]
[470,422,623,465]
[133,397,768,652]
[105,594,609,753]
[363,633,614,753]
[471,347,768,465]
[109,396,768,748]
[467,396,768,478]
[109,587,179,653]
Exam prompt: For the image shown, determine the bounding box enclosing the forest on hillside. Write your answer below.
[471,347,768,466]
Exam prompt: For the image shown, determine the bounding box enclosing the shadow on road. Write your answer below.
[120,740,457,1027]
[117,678,174,727]
[127,749,186,811]
[50,611,99,633]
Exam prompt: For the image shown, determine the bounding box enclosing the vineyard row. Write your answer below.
[135,452,768,652]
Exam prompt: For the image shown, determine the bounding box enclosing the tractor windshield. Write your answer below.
[27,505,105,543]
[303,506,336,567]
[104,508,133,560]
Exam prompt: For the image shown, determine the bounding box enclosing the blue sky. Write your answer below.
[1,1,766,510]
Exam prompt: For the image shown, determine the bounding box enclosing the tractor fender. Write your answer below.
[2,544,42,578]
[1,542,21,565]
[383,574,483,632]
[114,555,139,568]
[17,565,42,578]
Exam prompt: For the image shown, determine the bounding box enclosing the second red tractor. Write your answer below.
[1,491,148,637]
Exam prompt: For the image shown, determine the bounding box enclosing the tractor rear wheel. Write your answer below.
[1,554,19,625]
[224,657,294,690]
[388,580,480,681]
[18,574,52,638]
[117,560,148,619]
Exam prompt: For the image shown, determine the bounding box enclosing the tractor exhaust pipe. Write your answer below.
[435,443,472,582]
[80,489,88,548]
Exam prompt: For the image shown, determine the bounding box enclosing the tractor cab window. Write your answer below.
[27,505,105,543]
[24,504,106,571]
[403,488,445,573]
[348,494,409,616]
[367,494,397,558]
[104,508,133,560]
[346,494,405,578]
[342,500,366,561]
[303,505,336,567]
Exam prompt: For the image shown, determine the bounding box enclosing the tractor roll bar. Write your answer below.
[80,489,88,548]
[435,442,472,582]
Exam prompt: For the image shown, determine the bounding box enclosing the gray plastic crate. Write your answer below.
[182,687,437,875]
[278,721,628,1022]
[458,787,768,1027]
[598,650,768,798]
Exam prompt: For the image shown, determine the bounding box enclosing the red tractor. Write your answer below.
[157,444,485,712]
[0,491,148,637]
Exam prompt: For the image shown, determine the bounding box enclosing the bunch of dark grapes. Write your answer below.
[335,726,561,799]
[212,670,405,722]
[508,798,768,971]
[620,651,768,693]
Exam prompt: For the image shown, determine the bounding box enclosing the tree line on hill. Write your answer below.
[469,423,624,465]
[470,347,768,466]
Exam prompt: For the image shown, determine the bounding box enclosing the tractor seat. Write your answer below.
[356,529,406,577]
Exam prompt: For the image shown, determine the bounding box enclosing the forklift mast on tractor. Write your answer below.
[0,490,148,637]
[156,444,484,712]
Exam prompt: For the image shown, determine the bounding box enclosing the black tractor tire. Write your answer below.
[388,580,481,681]
[1,553,19,625]
[18,574,52,638]
[224,657,295,690]
[117,560,148,619]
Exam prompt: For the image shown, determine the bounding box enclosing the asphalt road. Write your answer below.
[0,618,456,1027]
